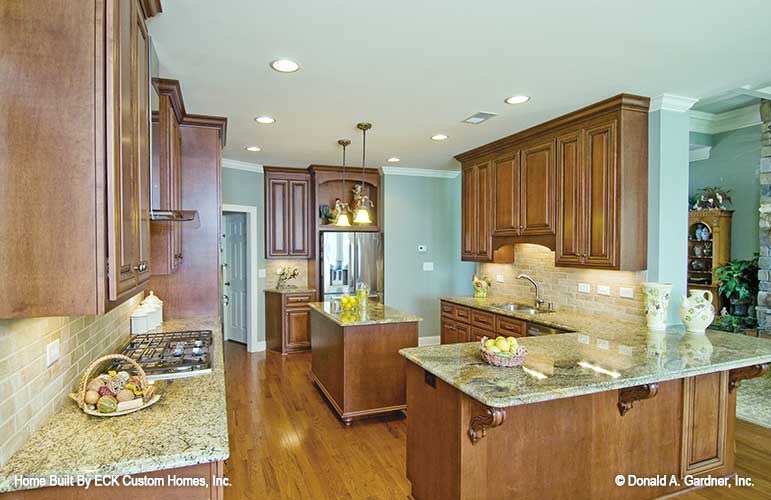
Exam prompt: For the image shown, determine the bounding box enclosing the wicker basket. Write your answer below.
[69,354,160,417]
[479,337,528,367]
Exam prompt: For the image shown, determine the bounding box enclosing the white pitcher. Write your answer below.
[641,282,672,330]
[679,290,715,334]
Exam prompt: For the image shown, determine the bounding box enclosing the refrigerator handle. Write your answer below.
[351,234,358,289]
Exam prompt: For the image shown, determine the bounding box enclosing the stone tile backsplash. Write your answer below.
[479,244,646,323]
[0,293,142,466]
[265,260,310,289]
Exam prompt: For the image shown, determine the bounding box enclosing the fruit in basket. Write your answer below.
[494,337,511,352]
[116,389,135,403]
[506,336,518,347]
[98,385,115,397]
[484,339,496,351]
[84,390,100,405]
[86,378,105,392]
[96,395,118,413]
[483,336,519,355]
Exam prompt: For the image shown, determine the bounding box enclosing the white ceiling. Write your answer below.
[148,0,771,170]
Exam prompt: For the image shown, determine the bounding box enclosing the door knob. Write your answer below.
[223,294,230,306]
[224,281,231,286]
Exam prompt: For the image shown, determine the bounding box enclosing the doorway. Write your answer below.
[221,204,259,351]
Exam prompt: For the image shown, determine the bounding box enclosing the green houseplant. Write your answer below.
[714,257,759,317]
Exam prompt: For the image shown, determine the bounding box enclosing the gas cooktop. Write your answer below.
[113,330,213,380]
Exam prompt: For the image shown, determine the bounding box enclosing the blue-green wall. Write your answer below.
[222,168,266,346]
[383,174,475,338]
[689,125,760,260]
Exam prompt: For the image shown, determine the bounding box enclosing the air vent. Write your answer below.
[462,111,498,125]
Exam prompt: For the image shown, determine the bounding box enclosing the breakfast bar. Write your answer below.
[400,323,771,500]
[309,302,421,425]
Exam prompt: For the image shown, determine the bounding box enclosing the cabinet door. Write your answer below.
[520,140,556,236]
[556,131,584,266]
[461,164,475,260]
[583,120,618,268]
[492,151,520,236]
[134,3,151,285]
[266,177,290,257]
[474,160,492,260]
[440,319,456,344]
[288,179,310,257]
[286,308,311,349]
[171,117,183,269]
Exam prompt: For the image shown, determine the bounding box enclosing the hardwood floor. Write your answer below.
[223,341,771,500]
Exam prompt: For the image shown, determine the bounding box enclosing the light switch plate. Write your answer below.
[46,339,60,367]
[495,274,504,283]
[258,269,267,279]
[423,262,434,271]
[619,287,634,299]
[578,283,591,294]
[417,245,427,253]
[596,338,610,350]
[597,285,611,296]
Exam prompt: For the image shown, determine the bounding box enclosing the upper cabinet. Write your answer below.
[0,0,157,318]
[461,160,492,261]
[265,167,312,259]
[457,94,649,270]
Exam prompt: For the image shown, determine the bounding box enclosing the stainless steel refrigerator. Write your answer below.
[320,232,384,303]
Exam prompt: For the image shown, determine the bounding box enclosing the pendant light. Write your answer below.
[334,139,352,227]
[353,122,373,224]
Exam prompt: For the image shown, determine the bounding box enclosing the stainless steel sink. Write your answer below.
[490,303,541,315]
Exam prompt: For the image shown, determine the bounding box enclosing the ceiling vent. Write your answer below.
[462,111,498,125]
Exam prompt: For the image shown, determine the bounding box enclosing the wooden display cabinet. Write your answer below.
[310,165,382,233]
[687,210,733,313]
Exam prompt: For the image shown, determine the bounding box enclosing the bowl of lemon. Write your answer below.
[479,336,528,367]
[339,294,358,311]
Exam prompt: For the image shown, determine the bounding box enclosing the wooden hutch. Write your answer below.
[687,210,733,313]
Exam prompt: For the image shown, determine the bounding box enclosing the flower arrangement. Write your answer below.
[276,266,300,289]
[472,274,491,298]
[690,186,732,211]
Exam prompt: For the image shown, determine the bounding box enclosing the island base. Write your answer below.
[406,362,738,500]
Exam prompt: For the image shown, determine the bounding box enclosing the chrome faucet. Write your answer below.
[517,274,545,309]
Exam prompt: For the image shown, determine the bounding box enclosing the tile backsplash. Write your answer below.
[265,259,311,289]
[479,244,646,323]
[0,293,143,466]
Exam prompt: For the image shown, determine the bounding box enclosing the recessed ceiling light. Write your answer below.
[386,157,400,163]
[245,146,261,152]
[431,134,448,141]
[255,116,276,124]
[505,95,531,105]
[270,59,300,73]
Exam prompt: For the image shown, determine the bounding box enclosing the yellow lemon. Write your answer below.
[484,339,496,351]
[495,336,504,342]
[506,337,518,350]
[494,338,510,352]
[487,345,502,353]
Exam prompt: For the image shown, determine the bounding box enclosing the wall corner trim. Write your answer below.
[223,158,264,173]
[650,94,698,113]
[380,166,459,178]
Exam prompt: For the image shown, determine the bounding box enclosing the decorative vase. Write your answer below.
[679,290,715,334]
[473,286,488,298]
[641,282,672,331]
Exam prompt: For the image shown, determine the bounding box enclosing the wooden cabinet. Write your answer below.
[687,210,733,313]
[461,160,492,261]
[438,300,539,344]
[440,318,470,344]
[265,167,312,259]
[150,80,185,275]
[457,94,649,271]
[265,290,315,353]
[0,0,155,317]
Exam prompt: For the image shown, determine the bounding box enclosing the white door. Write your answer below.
[223,213,248,344]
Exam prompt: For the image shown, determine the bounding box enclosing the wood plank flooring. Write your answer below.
[223,341,771,500]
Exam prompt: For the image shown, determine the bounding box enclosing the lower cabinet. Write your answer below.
[265,290,315,353]
[439,301,532,344]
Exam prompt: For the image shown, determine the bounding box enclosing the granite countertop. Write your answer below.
[309,301,422,327]
[401,297,771,408]
[265,286,316,294]
[0,318,229,493]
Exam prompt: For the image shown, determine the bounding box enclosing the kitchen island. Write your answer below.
[0,318,229,499]
[400,321,771,500]
[309,302,421,425]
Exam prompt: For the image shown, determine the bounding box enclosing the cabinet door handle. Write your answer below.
[133,262,147,272]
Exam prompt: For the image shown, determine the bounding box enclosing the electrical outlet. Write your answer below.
[258,269,266,279]
[596,338,610,350]
[578,283,591,294]
[423,262,434,271]
[417,245,427,253]
[597,285,611,296]
[495,274,504,283]
[46,339,60,367]
[619,287,634,299]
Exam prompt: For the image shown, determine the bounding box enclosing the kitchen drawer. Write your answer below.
[454,306,471,323]
[284,292,315,306]
[496,316,526,337]
[441,301,456,319]
[470,309,495,331]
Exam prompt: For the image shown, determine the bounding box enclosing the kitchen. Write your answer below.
[2,1,771,499]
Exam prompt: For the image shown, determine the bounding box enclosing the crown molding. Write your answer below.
[222,159,263,173]
[689,104,761,134]
[689,146,712,162]
[380,166,459,178]
[649,94,698,113]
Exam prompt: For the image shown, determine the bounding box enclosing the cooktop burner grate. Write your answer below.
[113,330,213,380]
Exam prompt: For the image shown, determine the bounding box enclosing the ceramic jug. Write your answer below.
[679,290,715,333]
[641,282,672,330]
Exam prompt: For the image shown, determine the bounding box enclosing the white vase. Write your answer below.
[680,290,715,334]
[641,282,672,330]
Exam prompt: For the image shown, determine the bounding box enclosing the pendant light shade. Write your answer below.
[354,122,372,225]
[334,139,352,227]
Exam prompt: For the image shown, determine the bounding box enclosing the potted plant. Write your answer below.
[690,186,732,211]
[713,313,758,333]
[715,258,759,317]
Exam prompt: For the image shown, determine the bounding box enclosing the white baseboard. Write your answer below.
[248,341,266,353]
[418,335,440,346]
